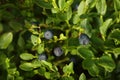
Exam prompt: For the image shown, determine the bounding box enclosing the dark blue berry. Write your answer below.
[44,30,53,40]
[70,57,77,64]
[53,47,63,57]
[38,53,47,60]
[79,33,90,45]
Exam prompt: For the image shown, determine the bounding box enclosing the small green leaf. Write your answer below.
[38,67,46,75]
[78,1,86,16]
[0,32,13,49]
[37,43,44,54]
[113,48,120,58]
[9,21,23,32]
[96,0,107,15]
[45,72,51,79]
[63,62,74,75]
[41,60,54,71]
[86,0,96,8]
[34,0,53,9]
[73,14,80,24]
[17,36,25,48]
[80,19,92,35]
[20,53,35,60]
[68,38,79,47]
[58,0,65,10]
[108,29,120,41]
[19,63,33,71]
[82,59,99,76]
[66,7,72,20]
[98,54,116,72]
[79,73,86,80]
[78,47,94,59]
[59,33,67,40]
[114,0,120,11]
[100,19,112,40]
[32,60,41,68]
[31,34,41,46]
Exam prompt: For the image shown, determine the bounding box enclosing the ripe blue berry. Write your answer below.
[70,57,77,64]
[79,33,90,45]
[53,47,63,57]
[38,53,47,60]
[44,30,53,40]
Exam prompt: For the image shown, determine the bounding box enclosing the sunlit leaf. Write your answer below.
[19,63,33,71]
[100,19,112,40]
[0,32,13,49]
[20,53,35,60]
[79,73,86,80]
[63,62,74,75]
[78,1,86,16]
[96,0,107,15]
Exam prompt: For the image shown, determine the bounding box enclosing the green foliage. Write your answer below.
[0,0,120,80]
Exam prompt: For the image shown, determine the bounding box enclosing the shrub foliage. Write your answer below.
[0,0,120,80]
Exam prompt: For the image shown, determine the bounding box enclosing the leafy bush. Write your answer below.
[0,0,120,80]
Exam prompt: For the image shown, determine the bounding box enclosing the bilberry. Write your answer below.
[53,47,63,57]
[44,30,53,40]
[79,33,90,45]
[38,53,47,60]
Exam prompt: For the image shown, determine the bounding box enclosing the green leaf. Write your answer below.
[80,19,92,36]
[108,29,120,41]
[78,1,86,16]
[100,19,112,40]
[32,60,41,68]
[19,63,33,71]
[78,47,94,59]
[9,21,23,32]
[96,0,107,15]
[37,44,44,54]
[38,67,46,75]
[113,48,120,58]
[34,0,53,9]
[41,60,54,71]
[79,73,86,80]
[91,36,104,48]
[59,33,67,40]
[114,0,120,11]
[97,54,116,72]
[45,72,51,79]
[66,7,72,20]
[58,0,65,10]
[73,14,80,24]
[31,34,41,46]
[86,0,96,8]
[82,59,99,76]
[63,62,74,75]
[20,53,35,60]
[68,38,79,47]
[17,36,25,48]
[0,32,13,49]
